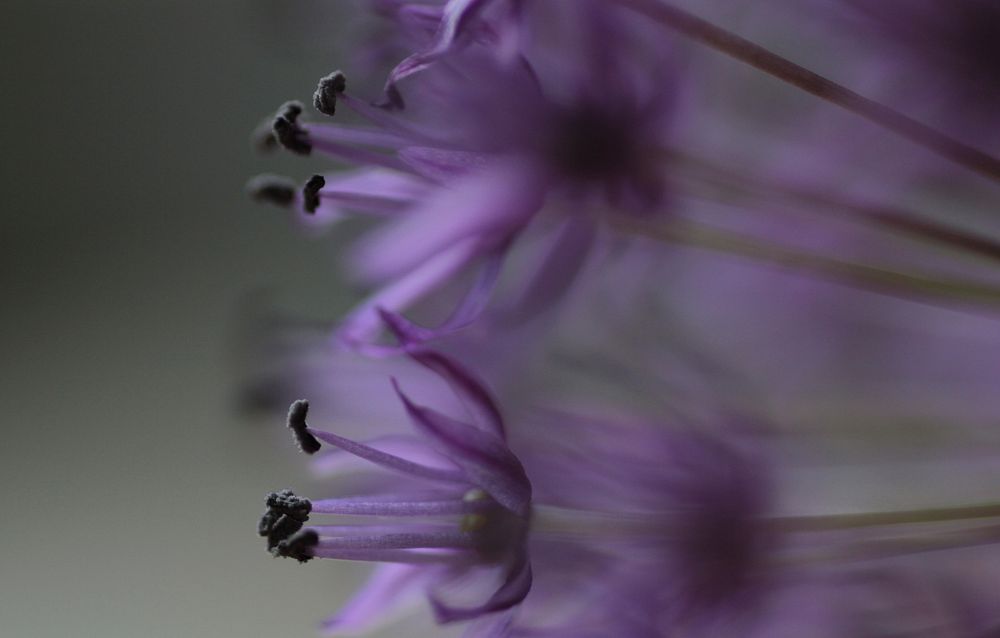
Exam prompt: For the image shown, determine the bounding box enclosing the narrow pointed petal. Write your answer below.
[349,159,546,284]
[379,317,506,437]
[374,241,508,348]
[392,380,531,515]
[383,0,494,96]
[398,147,490,182]
[430,554,533,623]
[337,238,483,348]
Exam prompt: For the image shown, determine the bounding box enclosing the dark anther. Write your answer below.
[258,507,281,537]
[272,101,312,155]
[272,529,319,563]
[287,400,321,454]
[259,489,313,551]
[266,489,313,520]
[246,174,297,207]
[313,71,347,117]
[261,510,305,550]
[302,175,326,214]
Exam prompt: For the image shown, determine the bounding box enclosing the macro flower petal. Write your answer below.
[430,551,533,623]
[392,379,531,515]
[349,158,547,284]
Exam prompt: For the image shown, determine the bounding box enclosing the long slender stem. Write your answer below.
[772,502,1000,533]
[670,149,1000,264]
[615,217,1000,313]
[536,501,1000,541]
[618,0,1000,182]
[778,522,1000,568]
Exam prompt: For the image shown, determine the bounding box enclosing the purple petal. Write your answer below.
[378,320,506,438]
[382,0,494,96]
[430,553,532,623]
[349,159,547,284]
[337,238,483,348]
[374,240,508,346]
[399,147,490,182]
[392,380,531,515]
[436,0,494,54]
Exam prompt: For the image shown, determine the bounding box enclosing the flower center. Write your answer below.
[462,489,530,562]
[547,103,636,182]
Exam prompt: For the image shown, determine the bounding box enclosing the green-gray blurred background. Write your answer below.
[0,2,374,635]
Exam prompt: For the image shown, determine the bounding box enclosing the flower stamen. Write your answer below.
[302,175,326,214]
[287,400,321,455]
[272,101,312,155]
[313,71,347,117]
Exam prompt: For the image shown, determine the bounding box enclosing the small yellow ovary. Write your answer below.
[460,489,490,533]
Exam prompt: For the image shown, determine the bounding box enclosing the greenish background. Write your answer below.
[0,2,375,636]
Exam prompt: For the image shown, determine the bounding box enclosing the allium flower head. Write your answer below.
[250,0,681,347]
[258,346,532,633]
[506,411,775,637]
[245,2,1000,636]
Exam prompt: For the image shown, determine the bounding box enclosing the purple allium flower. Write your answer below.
[258,346,533,633]
[500,410,777,637]
[250,0,681,347]
[243,3,1000,636]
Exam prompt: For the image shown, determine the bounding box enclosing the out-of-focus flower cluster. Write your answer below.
[246,1,1000,636]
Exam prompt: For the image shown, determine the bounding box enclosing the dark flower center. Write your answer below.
[547,103,637,181]
[461,489,530,562]
[950,3,1000,86]
[680,499,762,606]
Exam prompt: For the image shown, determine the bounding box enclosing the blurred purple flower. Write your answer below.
[259,346,532,634]
[243,3,1000,636]
[512,411,776,636]
[249,0,681,347]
